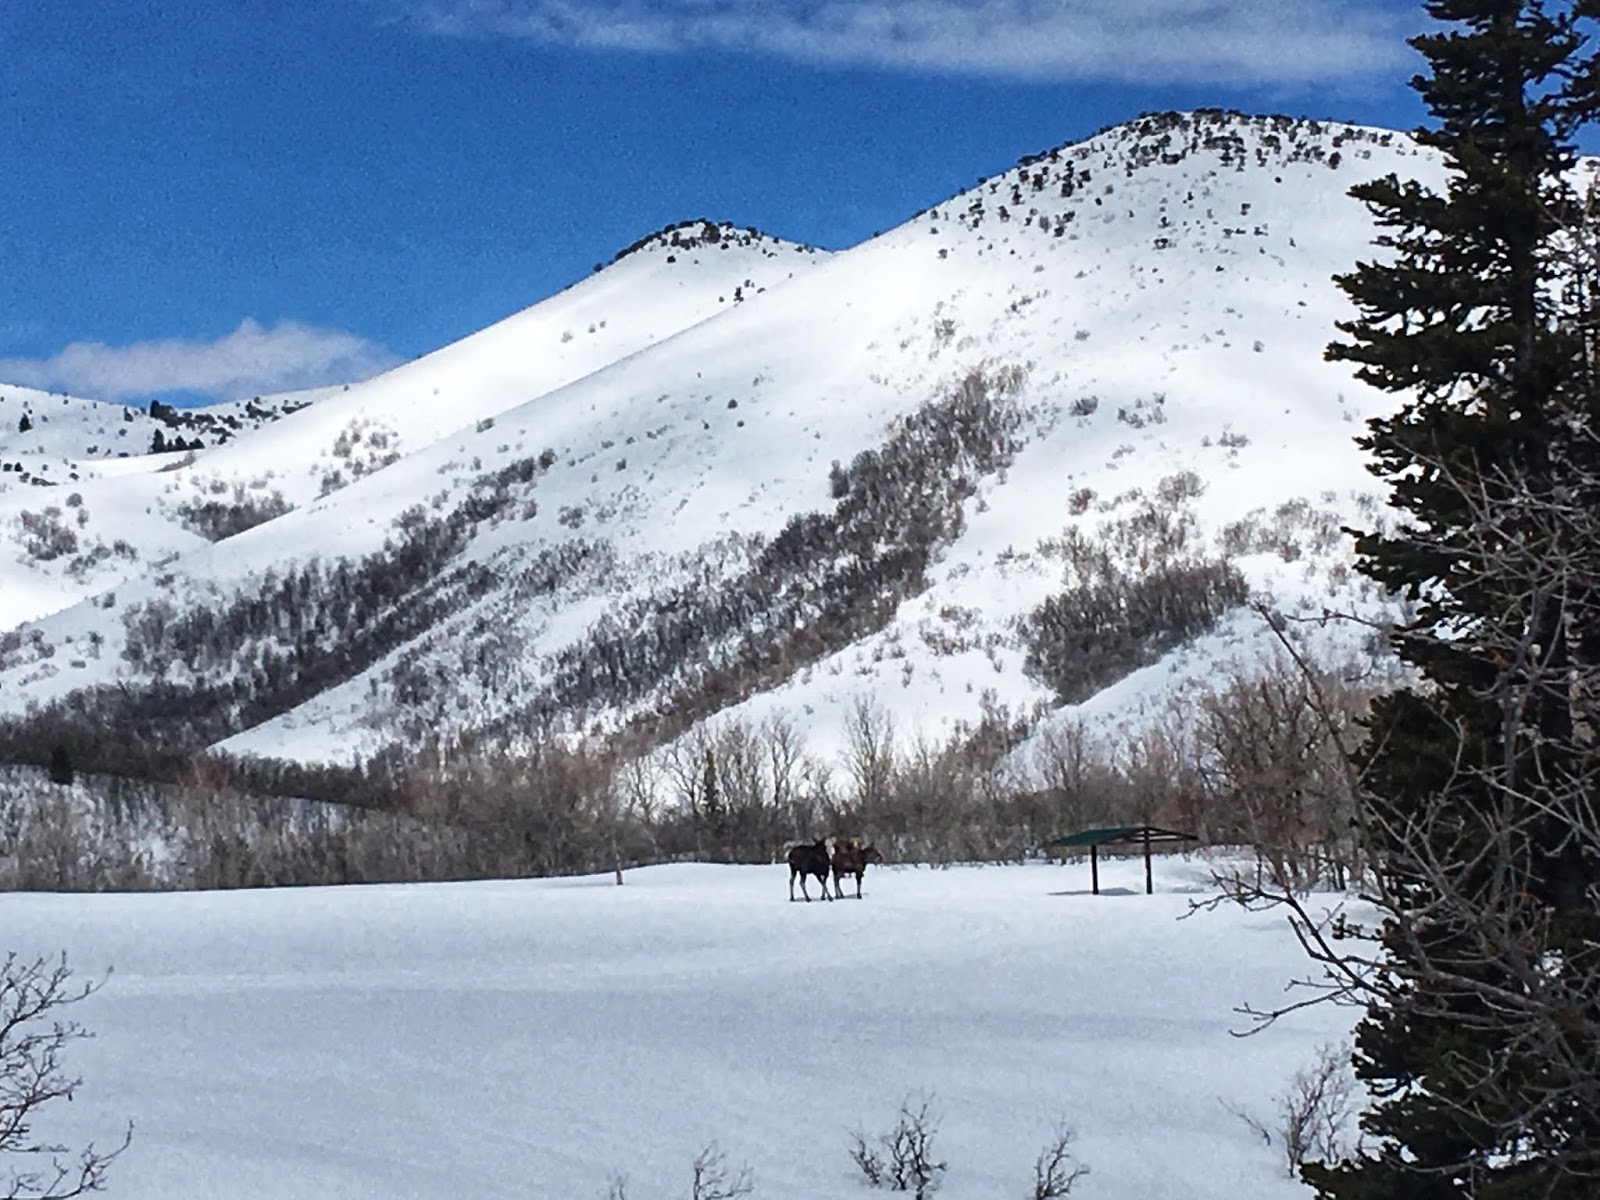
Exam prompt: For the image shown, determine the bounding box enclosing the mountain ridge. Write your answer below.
[0,109,1446,783]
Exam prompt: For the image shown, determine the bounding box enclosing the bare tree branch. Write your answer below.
[1,954,130,1200]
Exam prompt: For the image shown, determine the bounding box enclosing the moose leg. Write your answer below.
[854,871,864,899]
[789,868,798,902]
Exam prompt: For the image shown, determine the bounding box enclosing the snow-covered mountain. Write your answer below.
[0,384,324,484]
[0,382,345,624]
[0,221,825,629]
[0,112,1444,777]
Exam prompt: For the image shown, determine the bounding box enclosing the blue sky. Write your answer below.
[0,0,1431,404]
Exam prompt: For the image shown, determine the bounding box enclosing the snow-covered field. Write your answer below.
[7,857,1359,1199]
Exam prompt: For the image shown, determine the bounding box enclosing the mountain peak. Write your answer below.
[1088,107,1408,168]
[607,219,821,268]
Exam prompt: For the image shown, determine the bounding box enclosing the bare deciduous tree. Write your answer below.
[688,1142,753,1200]
[1029,1121,1089,1199]
[1186,642,1385,894]
[848,1125,886,1187]
[844,697,897,813]
[1,954,130,1200]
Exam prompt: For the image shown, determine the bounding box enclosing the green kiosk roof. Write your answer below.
[1046,824,1199,894]
[1047,825,1198,849]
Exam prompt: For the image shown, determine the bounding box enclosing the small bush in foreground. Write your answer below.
[850,1094,947,1199]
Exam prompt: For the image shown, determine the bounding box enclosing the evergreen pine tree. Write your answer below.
[48,742,73,787]
[700,749,726,859]
[1306,2,1600,1196]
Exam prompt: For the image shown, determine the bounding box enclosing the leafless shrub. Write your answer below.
[1227,1043,1356,1176]
[15,509,77,561]
[0,953,131,1199]
[851,1095,946,1198]
[848,1127,886,1187]
[689,1142,753,1200]
[1217,499,1345,564]
[1226,1100,1273,1149]
[1278,1045,1357,1172]
[1155,470,1205,505]
[330,420,364,459]
[885,1097,945,1198]
[173,490,291,541]
[1029,1122,1089,1199]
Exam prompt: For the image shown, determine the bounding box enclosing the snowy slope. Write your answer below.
[0,113,1443,771]
[0,383,338,625]
[7,859,1361,1200]
[0,383,326,486]
[0,223,824,628]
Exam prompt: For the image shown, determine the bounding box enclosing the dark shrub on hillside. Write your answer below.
[16,508,78,561]
[174,491,293,541]
[1020,557,1247,704]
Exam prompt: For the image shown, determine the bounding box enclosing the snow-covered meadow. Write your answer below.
[7,856,1359,1199]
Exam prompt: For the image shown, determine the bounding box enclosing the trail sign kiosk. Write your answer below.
[1047,825,1199,894]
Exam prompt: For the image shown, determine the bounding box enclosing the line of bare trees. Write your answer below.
[3,621,1396,892]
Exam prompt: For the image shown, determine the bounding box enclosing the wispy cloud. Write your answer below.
[0,319,399,403]
[394,0,1410,83]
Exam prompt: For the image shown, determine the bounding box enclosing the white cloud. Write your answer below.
[0,319,399,403]
[397,0,1410,83]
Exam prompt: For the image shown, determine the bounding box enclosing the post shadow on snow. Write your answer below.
[1046,877,1216,897]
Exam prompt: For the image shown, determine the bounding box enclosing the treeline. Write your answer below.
[0,638,1388,891]
[0,765,498,891]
